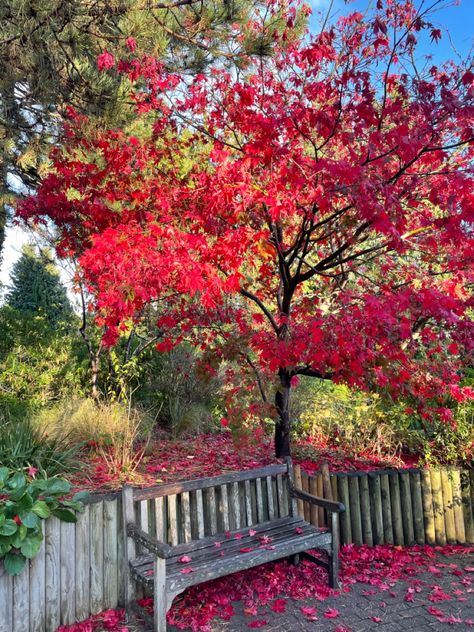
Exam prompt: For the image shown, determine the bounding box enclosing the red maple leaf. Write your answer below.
[271,599,287,613]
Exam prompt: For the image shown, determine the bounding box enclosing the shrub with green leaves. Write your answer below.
[0,413,81,477]
[0,467,87,575]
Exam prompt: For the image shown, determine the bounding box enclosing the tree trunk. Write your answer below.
[91,348,101,402]
[275,370,291,458]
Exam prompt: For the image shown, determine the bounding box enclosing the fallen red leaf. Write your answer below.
[178,555,192,563]
[271,599,287,613]
[427,606,445,616]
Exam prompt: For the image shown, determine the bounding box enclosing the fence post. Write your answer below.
[399,471,414,545]
[337,474,351,545]
[359,474,373,546]
[380,473,393,545]
[122,486,136,608]
[461,470,474,543]
[348,475,363,545]
[430,469,447,545]
[421,469,436,545]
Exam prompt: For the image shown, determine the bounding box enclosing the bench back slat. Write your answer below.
[194,489,205,539]
[181,492,192,543]
[244,480,253,526]
[255,478,264,523]
[170,494,180,545]
[132,463,288,501]
[219,485,230,531]
[267,475,275,520]
[204,487,218,536]
[229,482,241,529]
[155,497,166,542]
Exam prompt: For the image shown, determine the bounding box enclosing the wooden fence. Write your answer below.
[1,466,473,632]
[0,493,124,632]
[294,466,474,547]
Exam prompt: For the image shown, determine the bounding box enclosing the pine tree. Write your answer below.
[0,0,304,258]
[7,245,74,328]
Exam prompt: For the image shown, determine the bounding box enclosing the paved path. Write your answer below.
[167,552,474,632]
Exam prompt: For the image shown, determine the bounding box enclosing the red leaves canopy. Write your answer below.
[19,1,474,413]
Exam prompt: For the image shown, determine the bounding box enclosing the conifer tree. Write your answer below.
[7,245,74,328]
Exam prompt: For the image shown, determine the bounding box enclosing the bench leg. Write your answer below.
[289,553,300,565]
[329,512,340,589]
[328,550,339,589]
[154,557,167,632]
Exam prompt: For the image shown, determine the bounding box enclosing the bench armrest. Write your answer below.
[127,523,173,558]
[290,487,345,513]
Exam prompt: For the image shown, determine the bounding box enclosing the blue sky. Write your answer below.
[309,0,473,62]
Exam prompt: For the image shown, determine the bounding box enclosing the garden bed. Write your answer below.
[70,432,415,493]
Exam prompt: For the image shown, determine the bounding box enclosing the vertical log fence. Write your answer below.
[294,465,474,547]
[0,467,473,632]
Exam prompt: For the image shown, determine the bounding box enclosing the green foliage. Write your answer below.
[0,412,80,477]
[35,398,152,483]
[292,377,474,467]
[0,307,87,409]
[136,345,221,436]
[6,245,74,328]
[0,467,86,575]
[0,251,89,409]
[292,378,413,459]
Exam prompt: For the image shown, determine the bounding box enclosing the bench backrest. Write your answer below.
[126,461,296,546]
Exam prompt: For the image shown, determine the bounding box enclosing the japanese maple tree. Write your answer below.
[19,0,474,456]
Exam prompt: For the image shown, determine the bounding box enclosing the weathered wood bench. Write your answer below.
[122,458,345,631]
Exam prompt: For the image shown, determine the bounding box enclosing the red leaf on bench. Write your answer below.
[180,567,193,574]
[239,547,255,553]
[178,555,192,563]
[249,529,257,536]
[234,533,243,539]
[295,527,303,534]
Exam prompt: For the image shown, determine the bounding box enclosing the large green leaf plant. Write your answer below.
[0,467,87,575]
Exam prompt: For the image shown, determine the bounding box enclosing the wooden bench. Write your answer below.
[122,458,345,631]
